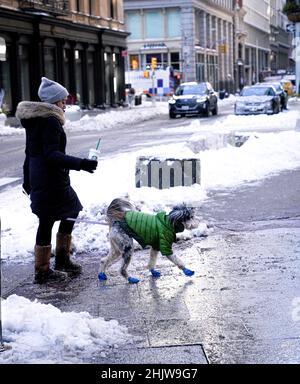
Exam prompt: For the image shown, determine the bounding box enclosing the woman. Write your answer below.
[16,77,98,284]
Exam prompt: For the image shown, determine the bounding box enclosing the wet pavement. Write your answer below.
[2,168,300,364]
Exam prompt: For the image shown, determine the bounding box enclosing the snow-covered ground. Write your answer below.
[0,96,300,363]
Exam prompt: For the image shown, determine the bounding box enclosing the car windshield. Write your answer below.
[175,84,206,96]
[241,87,273,96]
[267,83,281,91]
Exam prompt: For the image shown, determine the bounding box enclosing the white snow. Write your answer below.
[0,295,131,364]
[0,97,300,363]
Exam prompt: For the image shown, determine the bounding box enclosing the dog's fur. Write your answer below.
[99,198,199,282]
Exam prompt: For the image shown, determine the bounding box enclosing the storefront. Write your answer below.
[0,7,128,116]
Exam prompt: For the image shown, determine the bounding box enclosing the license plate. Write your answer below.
[181,106,190,110]
[250,107,257,111]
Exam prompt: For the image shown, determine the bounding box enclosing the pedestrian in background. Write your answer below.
[128,87,135,108]
[16,77,98,284]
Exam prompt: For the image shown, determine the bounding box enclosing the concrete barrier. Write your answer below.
[136,157,200,189]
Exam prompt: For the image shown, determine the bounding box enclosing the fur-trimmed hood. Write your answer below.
[16,101,65,126]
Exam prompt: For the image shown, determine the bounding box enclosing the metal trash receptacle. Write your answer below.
[134,95,142,106]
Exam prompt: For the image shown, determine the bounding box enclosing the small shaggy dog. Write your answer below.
[98,198,199,284]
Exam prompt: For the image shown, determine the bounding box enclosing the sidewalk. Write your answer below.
[2,242,209,364]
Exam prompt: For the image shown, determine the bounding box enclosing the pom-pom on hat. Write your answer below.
[38,77,68,104]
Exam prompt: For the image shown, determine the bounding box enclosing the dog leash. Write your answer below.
[66,218,109,226]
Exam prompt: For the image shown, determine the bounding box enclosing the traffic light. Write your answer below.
[131,58,139,70]
[218,44,227,54]
[151,57,157,70]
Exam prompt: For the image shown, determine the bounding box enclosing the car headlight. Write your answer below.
[196,97,207,103]
[168,99,176,104]
[235,102,245,108]
[264,101,272,107]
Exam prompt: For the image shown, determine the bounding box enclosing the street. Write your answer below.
[0,100,234,184]
[0,98,296,185]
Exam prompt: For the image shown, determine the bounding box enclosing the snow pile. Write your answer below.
[215,110,299,132]
[0,295,131,364]
[201,130,300,189]
[65,102,168,132]
[0,102,168,136]
[2,129,300,262]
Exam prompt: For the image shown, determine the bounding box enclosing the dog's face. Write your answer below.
[168,204,199,231]
[182,216,200,230]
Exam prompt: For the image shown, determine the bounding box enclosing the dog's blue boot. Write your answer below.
[150,269,161,278]
[128,276,139,284]
[182,267,194,277]
[98,272,107,281]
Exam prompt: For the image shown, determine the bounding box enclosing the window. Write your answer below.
[44,46,56,80]
[167,9,180,38]
[75,0,81,12]
[145,10,163,39]
[108,0,117,19]
[75,49,82,104]
[63,48,71,94]
[170,52,180,70]
[87,51,95,106]
[127,11,142,39]
[0,39,12,113]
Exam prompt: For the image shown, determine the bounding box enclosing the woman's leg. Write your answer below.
[55,214,81,274]
[34,218,67,283]
[36,218,55,246]
[58,213,78,235]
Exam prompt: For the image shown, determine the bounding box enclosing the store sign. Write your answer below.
[141,43,167,50]
[0,37,7,61]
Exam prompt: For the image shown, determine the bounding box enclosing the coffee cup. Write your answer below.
[88,148,101,161]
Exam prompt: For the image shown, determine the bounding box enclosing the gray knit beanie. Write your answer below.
[38,77,68,104]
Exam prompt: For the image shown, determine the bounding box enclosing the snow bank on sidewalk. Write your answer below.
[65,103,168,132]
[0,294,131,364]
[2,129,300,262]
[0,102,168,136]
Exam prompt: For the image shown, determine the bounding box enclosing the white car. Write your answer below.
[235,85,281,115]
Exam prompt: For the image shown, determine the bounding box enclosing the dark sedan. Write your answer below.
[168,82,218,118]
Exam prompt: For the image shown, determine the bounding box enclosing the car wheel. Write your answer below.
[169,111,176,119]
[212,104,218,116]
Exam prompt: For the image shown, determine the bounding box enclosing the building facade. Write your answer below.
[124,0,235,92]
[234,0,292,89]
[124,0,293,93]
[0,0,128,116]
[269,0,293,74]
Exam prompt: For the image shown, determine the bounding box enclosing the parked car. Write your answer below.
[261,82,288,110]
[235,85,281,115]
[168,82,218,118]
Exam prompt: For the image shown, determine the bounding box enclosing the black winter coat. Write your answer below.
[16,101,83,220]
